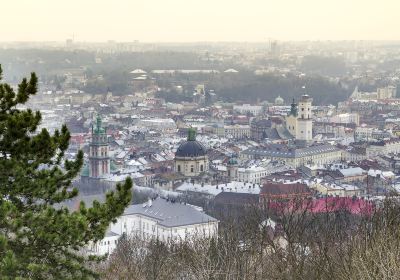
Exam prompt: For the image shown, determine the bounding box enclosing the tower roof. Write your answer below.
[228,155,238,165]
[275,95,284,104]
[93,115,105,135]
[187,127,197,141]
[301,94,312,102]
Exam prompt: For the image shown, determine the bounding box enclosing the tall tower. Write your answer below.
[296,95,313,142]
[227,156,239,181]
[89,115,110,178]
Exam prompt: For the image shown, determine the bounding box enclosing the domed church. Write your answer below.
[175,128,209,177]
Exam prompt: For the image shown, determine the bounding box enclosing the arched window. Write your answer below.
[200,165,204,172]
[190,165,194,173]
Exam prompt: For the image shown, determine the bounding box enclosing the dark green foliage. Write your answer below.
[300,55,347,77]
[0,65,132,279]
[210,72,349,105]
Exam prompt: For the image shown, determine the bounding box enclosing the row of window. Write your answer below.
[177,164,204,173]
[90,147,108,157]
[98,239,117,246]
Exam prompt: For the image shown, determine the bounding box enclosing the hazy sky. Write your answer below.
[1,0,400,42]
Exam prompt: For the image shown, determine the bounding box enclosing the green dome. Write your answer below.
[228,156,238,165]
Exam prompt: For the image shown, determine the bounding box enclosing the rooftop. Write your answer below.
[243,144,339,158]
[123,198,218,227]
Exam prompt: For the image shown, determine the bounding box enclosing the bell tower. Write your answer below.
[296,94,313,142]
[89,115,110,178]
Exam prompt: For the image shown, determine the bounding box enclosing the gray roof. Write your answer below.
[175,140,207,157]
[123,198,218,228]
[105,229,120,237]
[243,144,339,159]
[275,126,294,140]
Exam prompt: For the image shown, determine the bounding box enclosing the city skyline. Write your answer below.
[1,0,400,42]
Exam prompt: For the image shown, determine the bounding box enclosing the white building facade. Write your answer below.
[110,198,218,243]
[233,104,264,116]
[87,198,218,256]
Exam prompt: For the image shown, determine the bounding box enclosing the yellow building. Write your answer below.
[286,95,313,143]
[309,180,361,197]
[240,144,341,168]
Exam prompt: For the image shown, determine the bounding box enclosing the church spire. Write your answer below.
[94,114,105,135]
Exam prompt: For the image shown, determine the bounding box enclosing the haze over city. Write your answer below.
[2,0,400,42]
[3,0,400,279]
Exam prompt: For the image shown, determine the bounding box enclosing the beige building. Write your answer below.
[286,95,313,143]
[351,86,396,101]
[175,128,209,177]
[236,166,268,184]
[342,148,367,162]
[240,144,341,168]
[377,86,397,99]
[367,139,400,157]
[309,180,362,197]
[214,124,251,139]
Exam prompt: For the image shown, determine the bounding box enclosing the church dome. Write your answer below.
[228,156,238,165]
[275,95,284,105]
[175,128,207,158]
[176,141,207,157]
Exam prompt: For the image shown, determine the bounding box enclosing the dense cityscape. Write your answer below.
[2,0,400,279]
[3,40,399,243]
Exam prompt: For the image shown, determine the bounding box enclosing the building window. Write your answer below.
[191,165,194,172]
[200,165,203,172]
[177,165,181,172]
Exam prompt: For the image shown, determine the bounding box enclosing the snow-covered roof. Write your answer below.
[176,181,261,196]
[130,69,147,74]
[339,167,365,177]
[224,68,239,73]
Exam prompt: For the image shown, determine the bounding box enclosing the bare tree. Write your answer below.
[100,197,400,280]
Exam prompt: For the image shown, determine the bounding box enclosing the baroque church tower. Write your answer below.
[89,115,110,178]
